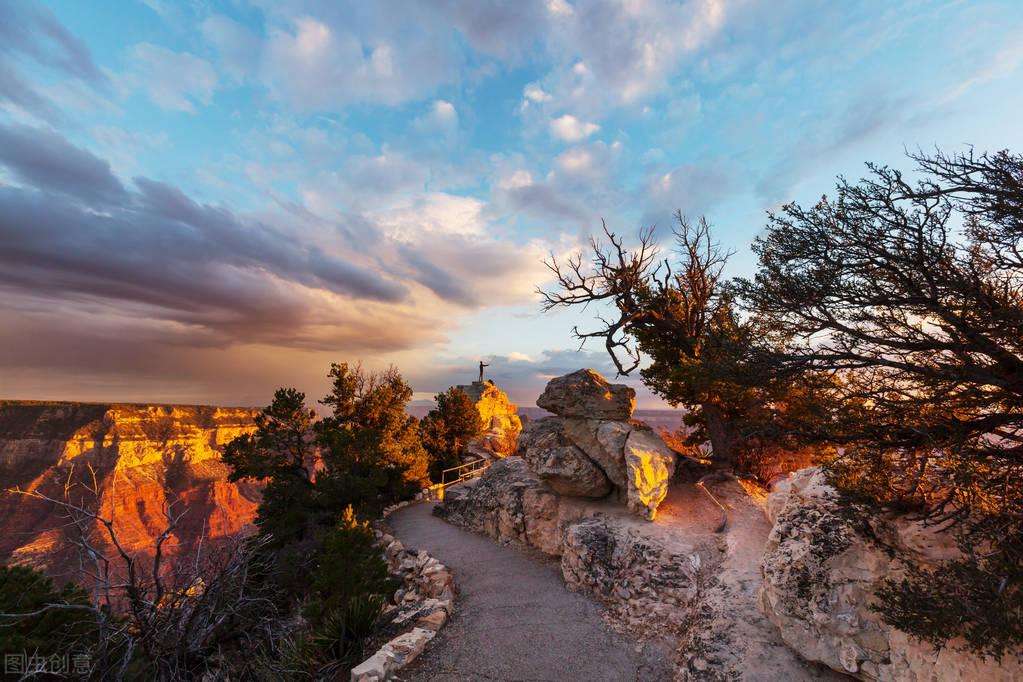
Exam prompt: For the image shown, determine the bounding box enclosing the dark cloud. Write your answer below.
[0,123,126,202]
[0,1,108,87]
[0,125,416,353]
[0,62,63,123]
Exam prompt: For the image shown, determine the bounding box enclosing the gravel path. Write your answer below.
[388,500,672,682]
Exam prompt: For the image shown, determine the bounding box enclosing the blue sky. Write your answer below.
[1,0,1022,408]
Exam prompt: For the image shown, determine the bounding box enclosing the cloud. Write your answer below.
[0,123,127,202]
[201,14,261,81]
[262,12,461,109]
[0,1,108,87]
[550,114,600,142]
[128,43,218,113]
[414,99,459,136]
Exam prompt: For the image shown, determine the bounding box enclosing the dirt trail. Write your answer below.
[388,501,673,681]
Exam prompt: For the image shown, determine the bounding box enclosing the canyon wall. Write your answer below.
[0,401,261,575]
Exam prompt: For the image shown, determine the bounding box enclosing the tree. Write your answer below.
[419,387,485,481]
[223,388,319,549]
[541,212,831,472]
[739,149,1023,657]
[0,565,96,662]
[316,363,429,518]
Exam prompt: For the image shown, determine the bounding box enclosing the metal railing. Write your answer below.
[425,457,491,500]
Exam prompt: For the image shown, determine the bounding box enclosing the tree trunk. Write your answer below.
[702,402,739,470]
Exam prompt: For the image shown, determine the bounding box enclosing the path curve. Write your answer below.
[388,500,672,682]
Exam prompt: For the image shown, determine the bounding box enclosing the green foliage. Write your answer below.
[316,362,429,518]
[0,565,96,657]
[224,388,319,549]
[420,387,484,481]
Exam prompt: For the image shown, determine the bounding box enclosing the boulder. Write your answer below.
[519,418,611,498]
[561,418,630,490]
[536,369,635,420]
[622,427,677,520]
[760,468,1023,681]
[526,444,611,498]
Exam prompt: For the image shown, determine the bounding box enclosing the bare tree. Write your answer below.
[4,465,280,680]
[540,212,746,467]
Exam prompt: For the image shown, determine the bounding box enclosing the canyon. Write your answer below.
[0,400,261,578]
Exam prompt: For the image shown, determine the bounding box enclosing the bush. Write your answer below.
[0,565,96,660]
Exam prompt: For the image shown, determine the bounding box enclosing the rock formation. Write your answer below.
[437,457,843,680]
[520,369,676,519]
[760,467,1023,681]
[456,381,522,459]
[0,401,261,574]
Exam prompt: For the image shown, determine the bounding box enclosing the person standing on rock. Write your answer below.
[478,360,489,383]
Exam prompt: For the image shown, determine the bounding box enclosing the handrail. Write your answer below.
[427,456,491,500]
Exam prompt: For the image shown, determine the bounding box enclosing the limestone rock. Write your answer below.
[519,418,610,498]
[760,467,1023,681]
[561,418,630,490]
[622,427,677,520]
[435,457,563,555]
[456,381,522,457]
[536,369,635,420]
[527,444,611,498]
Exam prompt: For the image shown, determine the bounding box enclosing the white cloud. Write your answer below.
[414,99,459,135]
[550,114,599,142]
[555,146,594,174]
[377,193,485,241]
[128,43,218,113]
[524,83,551,102]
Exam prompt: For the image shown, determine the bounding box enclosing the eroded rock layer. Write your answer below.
[0,401,261,574]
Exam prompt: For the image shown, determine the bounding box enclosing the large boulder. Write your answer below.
[536,369,636,420]
[519,418,611,498]
[760,468,1023,681]
[456,381,522,457]
[518,370,677,520]
[561,418,631,490]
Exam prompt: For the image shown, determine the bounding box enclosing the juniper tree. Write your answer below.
[541,212,834,473]
[739,149,1023,657]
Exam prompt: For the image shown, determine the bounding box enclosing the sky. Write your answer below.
[1,0,1022,409]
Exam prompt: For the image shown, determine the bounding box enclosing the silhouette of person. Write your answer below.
[479,360,489,383]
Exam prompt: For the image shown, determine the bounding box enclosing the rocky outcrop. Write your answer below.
[456,381,522,458]
[536,369,635,420]
[760,468,1023,681]
[437,457,842,680]
[0,401,260,573]
[519,418,611,497]
[520,370,676,520]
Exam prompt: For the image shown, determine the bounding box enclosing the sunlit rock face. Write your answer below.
[536,369,635,421]
[456,381,522,459]
[520,369,676,519]
[0,401,261,574]
[761,467,1023,681]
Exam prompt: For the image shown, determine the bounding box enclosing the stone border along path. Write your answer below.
[350,499,457,682]
[387,499,673,682]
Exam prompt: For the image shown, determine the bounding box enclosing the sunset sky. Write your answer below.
[2,0,1022,408]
